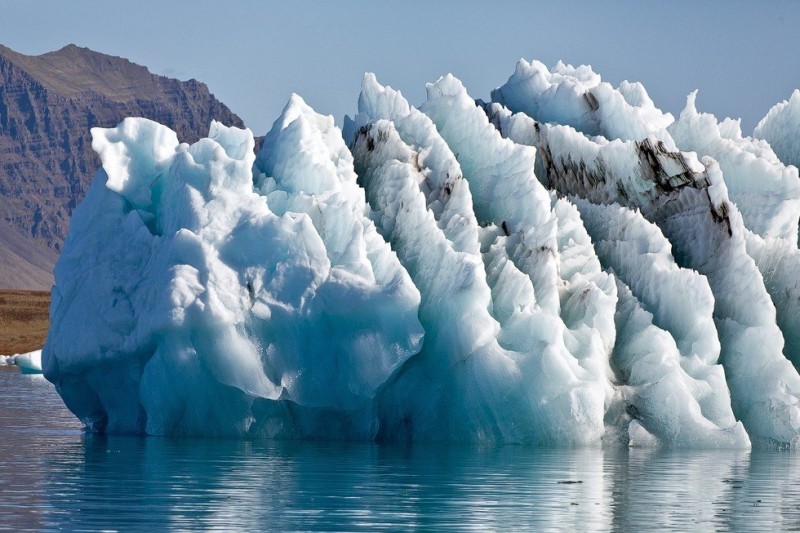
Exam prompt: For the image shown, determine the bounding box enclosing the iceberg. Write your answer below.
[1,350,43,373]
[44,60,800,448]
[754,90,800,169]
[45,114,423,437]
[15,350,43,374]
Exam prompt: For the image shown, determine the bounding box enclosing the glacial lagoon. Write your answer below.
[2,369,800,531]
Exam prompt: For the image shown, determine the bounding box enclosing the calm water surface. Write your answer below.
[2,368,800,531]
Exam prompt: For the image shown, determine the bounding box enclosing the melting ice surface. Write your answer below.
[44,60,800,448]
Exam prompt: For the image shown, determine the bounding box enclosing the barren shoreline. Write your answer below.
[0,289,50,355]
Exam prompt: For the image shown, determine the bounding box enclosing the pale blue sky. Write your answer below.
[1,1,798,135]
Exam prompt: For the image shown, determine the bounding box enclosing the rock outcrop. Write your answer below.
[0,44,245,288]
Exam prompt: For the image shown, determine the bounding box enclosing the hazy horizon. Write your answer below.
[1,1,798,135]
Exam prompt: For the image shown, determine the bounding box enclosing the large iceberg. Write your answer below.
[45,60,800,448]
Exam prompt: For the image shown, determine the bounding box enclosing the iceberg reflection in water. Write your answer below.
[1,371,800,531]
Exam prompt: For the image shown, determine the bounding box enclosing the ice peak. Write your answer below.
[681,90,700,119]
[425,73,465,100]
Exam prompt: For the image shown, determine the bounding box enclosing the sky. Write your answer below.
[1,1,798,136]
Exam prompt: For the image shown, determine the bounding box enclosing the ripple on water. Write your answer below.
[0,369,799,531]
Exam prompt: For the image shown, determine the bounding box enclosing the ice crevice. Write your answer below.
[44,60,800,448]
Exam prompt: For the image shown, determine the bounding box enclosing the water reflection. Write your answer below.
[39,438,613,530]
[2,370,800,531]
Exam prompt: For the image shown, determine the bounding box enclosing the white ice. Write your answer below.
[0,350,43,373]
[485,74,800,446]
[43,60,800,448]
[669,91,800,243]
[45,113,422,437]
[347,75,613,444]
[14,350,42,374]
[491,59,675,147]
[755,89,800,169]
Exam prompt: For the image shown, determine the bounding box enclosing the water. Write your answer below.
[2,369,800,531]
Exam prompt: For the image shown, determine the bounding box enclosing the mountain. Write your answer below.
[0,44,247,289]
[0,218,56,289]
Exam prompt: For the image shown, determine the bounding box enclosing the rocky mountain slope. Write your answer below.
[0,44,246,289]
